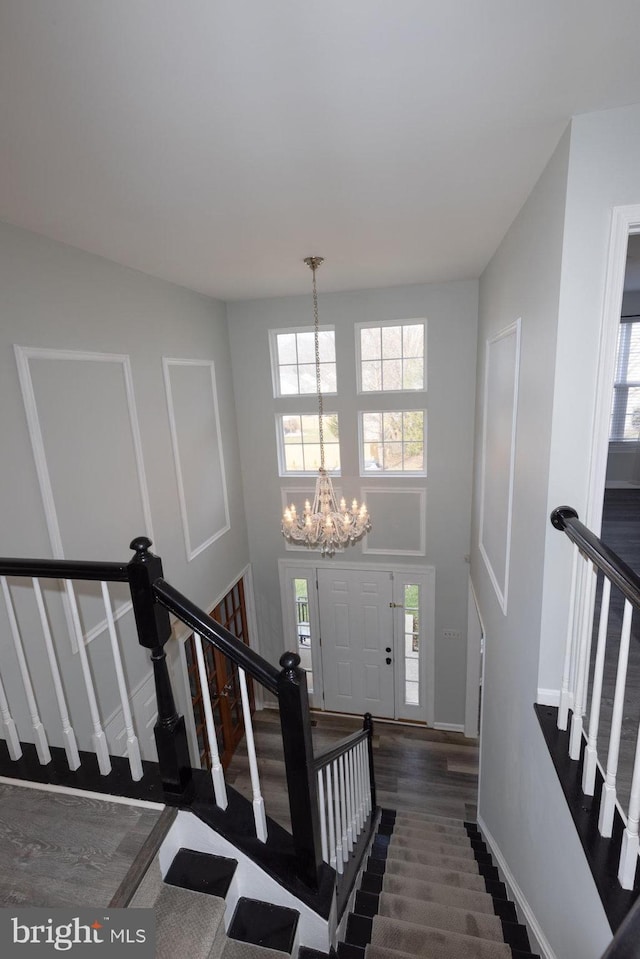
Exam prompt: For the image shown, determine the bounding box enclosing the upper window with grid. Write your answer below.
[357,320,426,393]
[270,328,336,397]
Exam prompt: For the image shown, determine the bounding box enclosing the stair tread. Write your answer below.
[153,881,227,959]
[228,897,299,954]
[369,917,514,958]
[165,847,238,899]
[385,849,481,874]
[387,835,476,856]
[377,873,496,914]
[370,857,487,890]
[375,893,504,941]
[221,938,293,959]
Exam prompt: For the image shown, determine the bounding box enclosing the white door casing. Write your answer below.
[278,559,435,723]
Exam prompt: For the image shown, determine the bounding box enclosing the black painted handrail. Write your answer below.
[312,728,369,771]
[551,506,640,609]
[0,556,129,581]
[153,578,280,694]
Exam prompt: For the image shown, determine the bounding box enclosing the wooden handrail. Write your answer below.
[551,506,640,609]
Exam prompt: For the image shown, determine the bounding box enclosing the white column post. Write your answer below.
[599,598,633,837]
[65,582,111,774]
[238,667,267,841]
[33,579,80,771]
[194,634,228,810]
[101,582,143,781]
[1,576,50,765]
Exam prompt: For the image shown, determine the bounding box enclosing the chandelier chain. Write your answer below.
[311,261,325,470]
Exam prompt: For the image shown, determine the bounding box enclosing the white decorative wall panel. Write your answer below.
[14,346,153,647]
[361,487,426,556]
[479,320,521,613]
[163,359,230,561]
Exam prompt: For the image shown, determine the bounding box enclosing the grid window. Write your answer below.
[359,321,425,392]
[279,413,341,474]
[271,328,336,397]
[610,319,640,441]
[361,410,425,474]
[404,584,420,706]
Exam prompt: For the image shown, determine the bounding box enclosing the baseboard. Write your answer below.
[536,688,560,707]
[477,815,558,959]
[433,722,465,733]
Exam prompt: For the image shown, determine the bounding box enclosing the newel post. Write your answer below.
[127,537,192,796]
[277,651,323,889]
[363,712,377,810]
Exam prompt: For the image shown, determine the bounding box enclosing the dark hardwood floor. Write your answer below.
[227,709,479,832]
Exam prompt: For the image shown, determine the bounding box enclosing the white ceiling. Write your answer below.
[2,2,640,301]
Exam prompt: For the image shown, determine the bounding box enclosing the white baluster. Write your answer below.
[33,579,80,771]
[65,583,111,774]
[362,740,372,816]
[618,723,640,888]
[353,744,363,832]
[582,577,611,796]
[101,582,142,781]
[339,753,349,861]
[0,668,21,760]
[238,667,266,840]
[333,758,343,872]
[356,740,365,826]
[194,634,228,809]
[558,544,579,730]
[318,768,329,863]
[326,762,337,869]
[570,563,597,760]
[349,748,358,841]
[1,576,50,765]
[599,598,633,837]
[344,747,354,851]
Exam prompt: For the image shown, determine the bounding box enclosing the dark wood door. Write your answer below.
[185,578,254,770]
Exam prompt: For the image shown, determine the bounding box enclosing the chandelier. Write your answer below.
[281,256,371,557]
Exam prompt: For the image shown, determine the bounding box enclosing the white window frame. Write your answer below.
[358,409,427,477]
[276,411,342,477]
[269,325,337,399]
[355,318,427,394]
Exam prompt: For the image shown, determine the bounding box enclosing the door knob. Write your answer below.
[385,646,391,653]
[385,657,392,665]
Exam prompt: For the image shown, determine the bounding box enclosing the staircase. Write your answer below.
[114,804,537,959]
[339,808,538,959]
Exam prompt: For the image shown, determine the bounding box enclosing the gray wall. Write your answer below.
[470,124,612,959]
[0,220,250,753]
[228,280,478,727]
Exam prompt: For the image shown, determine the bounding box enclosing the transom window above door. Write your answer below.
[357,320,426,393]
[270,327,336,397]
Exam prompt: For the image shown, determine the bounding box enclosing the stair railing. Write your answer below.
[550,506,640,889]
[0,536,378,893]
[312,715,375,873]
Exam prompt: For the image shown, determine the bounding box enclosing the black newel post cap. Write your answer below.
[130,536,153,556]
[279,651,301,675]
[550,506,579,531]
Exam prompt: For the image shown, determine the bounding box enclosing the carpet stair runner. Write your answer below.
[338,809,540,959]
[128,846,300,959]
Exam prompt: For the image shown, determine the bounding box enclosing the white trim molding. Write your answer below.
[586,206,640,533]
[478,319,521,614]
[14,346,153,651]
[163,358,230,561]
[361,486,426,556]
[536,688,562,708]
[478,816,558,959]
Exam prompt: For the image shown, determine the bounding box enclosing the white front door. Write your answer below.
[317,568,395,718]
